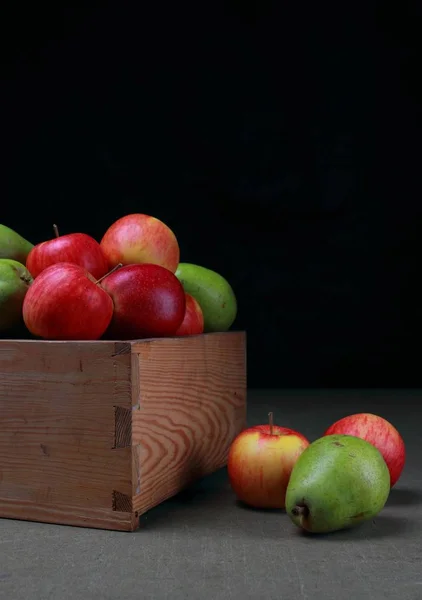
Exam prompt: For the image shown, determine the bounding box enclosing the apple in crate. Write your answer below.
[324,413,406,487]
[100,263,186,339]
[227,413,310,509]
[100,213,180,273]
[22,262,113,340]
[175,293,204,336]
[26,224,109,280]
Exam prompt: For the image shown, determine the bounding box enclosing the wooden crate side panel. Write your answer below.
[0,341,133,513]
[0,497,138,531]
[131,332,247,514]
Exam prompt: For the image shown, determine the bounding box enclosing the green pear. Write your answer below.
[175,262,237,332]
[285,434,390,534]
[0,224,34,264]
[0,258,34,332]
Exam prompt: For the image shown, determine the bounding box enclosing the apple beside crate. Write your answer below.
[0,331,246,531]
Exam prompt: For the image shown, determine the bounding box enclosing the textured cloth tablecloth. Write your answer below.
[0,389,421,600]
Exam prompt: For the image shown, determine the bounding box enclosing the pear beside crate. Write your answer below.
[0,331,246,531]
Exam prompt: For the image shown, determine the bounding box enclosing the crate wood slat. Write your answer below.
[131,333,246,514]
[0,332,246,531]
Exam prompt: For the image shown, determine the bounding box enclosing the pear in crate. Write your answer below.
[0,224,34,264]
[0,258,33,332]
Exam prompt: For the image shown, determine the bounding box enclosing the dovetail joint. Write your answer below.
[113,406,132,449]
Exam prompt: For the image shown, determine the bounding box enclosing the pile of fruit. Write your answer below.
[0,214,237,340]
[228,411,406,534]
[2,215,406,538]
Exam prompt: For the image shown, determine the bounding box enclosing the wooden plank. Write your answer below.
[130,332,247,514]
[0,341,132,511]
[0,497,138,531]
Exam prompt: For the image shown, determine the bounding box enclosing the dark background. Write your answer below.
[1,4,421,388]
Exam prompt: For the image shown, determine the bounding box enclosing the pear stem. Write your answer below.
[53,224,60,238]
[268,411,274,436]
[292,505,309,518]
[95,263,123,285]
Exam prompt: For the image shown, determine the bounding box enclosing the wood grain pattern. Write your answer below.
[0,332,247,530]
[0,341,133,526]
[114,407,132,448]
[0,497,138,531]
[131,332,247,514]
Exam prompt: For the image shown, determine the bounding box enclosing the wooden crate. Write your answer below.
[0,332,246,531]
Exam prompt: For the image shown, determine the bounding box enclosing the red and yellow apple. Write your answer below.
[22,262,114,340]
[100,263,186,339]
[227,414,310,509]
[26,225,109,280]
[100,213,180,273]
[324,413,406,487]
[175,293,204,336]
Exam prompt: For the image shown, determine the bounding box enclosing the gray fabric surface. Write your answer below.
[0,389,421,600]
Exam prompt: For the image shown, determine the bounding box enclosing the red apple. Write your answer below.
[100,213,180,273]
[227,413,310,509]
[100,263,186,339]
[175,293,204,336]
[22,262,114,340]
[323,413,406,487]
[26,225,109,280]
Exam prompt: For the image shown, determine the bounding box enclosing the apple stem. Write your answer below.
[53,224,60,238]
[95,263,123,285]
[268,412,274,435]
